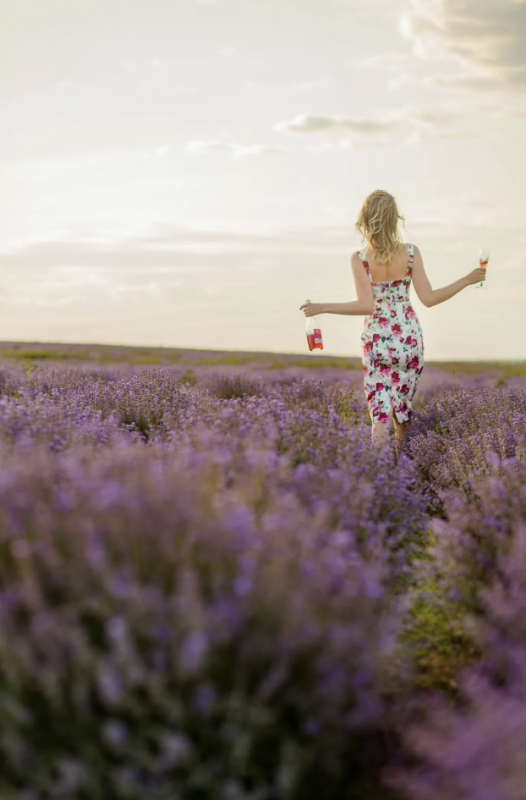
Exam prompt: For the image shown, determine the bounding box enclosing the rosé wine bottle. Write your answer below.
[305,299,323,351]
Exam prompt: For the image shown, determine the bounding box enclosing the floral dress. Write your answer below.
[359,243,424,425]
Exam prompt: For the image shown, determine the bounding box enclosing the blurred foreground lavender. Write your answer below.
[0,353,526,799]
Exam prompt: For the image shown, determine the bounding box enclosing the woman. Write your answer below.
[300,189,486,457]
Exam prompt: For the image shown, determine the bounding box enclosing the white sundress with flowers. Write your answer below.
[359,243,424,425]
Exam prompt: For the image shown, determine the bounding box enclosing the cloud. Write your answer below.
[2,225,350,311]
[362,47,526,108]
[273,106,465,147]
[274,114,397,134]
[4,202,517,286]
[0,224,354,275]
[401,0,526,91]
[2,213,522,315]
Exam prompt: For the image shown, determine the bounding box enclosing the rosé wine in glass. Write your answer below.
[476,246,490,289]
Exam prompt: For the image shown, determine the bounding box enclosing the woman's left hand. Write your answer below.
[299,302,324,317]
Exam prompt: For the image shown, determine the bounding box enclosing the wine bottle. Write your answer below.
[305,299,323,351]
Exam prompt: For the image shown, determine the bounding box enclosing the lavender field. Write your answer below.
[2,342,526,800]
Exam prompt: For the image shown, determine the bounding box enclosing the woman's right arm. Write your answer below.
[299,253,374,317]
[411,245,487,308]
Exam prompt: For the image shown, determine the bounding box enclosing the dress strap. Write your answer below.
[406,243,414,277]
[357,249,373,282]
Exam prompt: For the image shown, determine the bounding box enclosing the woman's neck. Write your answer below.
[364,241,403,263]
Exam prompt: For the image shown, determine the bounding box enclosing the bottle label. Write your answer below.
[307,329,323,350]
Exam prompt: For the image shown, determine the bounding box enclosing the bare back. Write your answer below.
[362,242,409,283]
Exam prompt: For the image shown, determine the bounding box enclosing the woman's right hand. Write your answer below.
[465,267,487,286]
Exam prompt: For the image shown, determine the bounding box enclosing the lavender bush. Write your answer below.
[1,358,524,798]
[0,363,428,799]
[389,473,526,800]
[0,440,416,799]
[405,384,526,513]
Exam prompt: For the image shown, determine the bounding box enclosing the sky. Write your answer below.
[0,0,525,360]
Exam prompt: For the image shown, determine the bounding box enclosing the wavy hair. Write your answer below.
[355,190,406,264]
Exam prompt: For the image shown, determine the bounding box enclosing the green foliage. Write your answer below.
[336,388,362,425]
[204,373,264,399]
[432,359,526,379]
[403,581,480,694]
[194,354,265,367]
[179,368,199,387]
[396,527,480,696]
[266,359,359,371]
[2,349,77,360]
[130,355,166,365]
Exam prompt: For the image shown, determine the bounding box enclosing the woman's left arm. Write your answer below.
[299,253,374,317]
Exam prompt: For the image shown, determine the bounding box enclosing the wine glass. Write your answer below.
[476,246,490,289]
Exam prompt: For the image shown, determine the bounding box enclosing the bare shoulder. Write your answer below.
[350,251,363,273]
[350,250,362,266]
[410,243,424,264]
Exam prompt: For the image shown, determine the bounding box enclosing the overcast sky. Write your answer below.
[0,0,525,359]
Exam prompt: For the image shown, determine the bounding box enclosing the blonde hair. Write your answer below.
[355,190,405,264]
